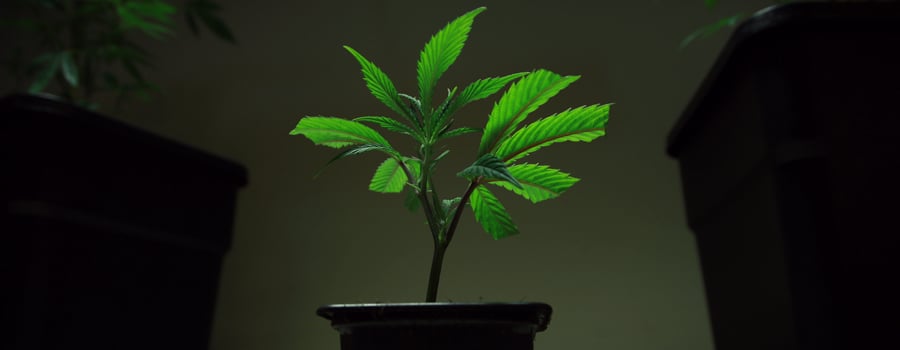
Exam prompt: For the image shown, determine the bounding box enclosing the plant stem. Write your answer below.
[425,241,447,302]
[424,180,478,302]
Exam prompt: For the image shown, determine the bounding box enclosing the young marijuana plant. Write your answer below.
[291,7,611,302]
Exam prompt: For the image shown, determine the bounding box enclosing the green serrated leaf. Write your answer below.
[469,186,518,239]
[60,51,78,87]
[416,7,486,111]
[439,127,480,140]
[490,164,580,203]
[370,158,408,193]
[457,153,522,189]
[344,46,412,123]
[451,72,528,114]
[291,116,395,153]
[354,116,422,141]
[495,104,610,163]
[315,144,393,177]
[479,69,580,156]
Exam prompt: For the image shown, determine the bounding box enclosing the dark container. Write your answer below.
[667,3,900,350]
[317,303,551,350]
[1,94,247,349]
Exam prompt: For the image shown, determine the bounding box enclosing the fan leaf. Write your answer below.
[439,127,480,140]
[370,158,408,193]
[489,164,580,203]
[450,72,528,114]
[495,104,610,163]
[344,46,412,123]
[355,116,423,142]
[469,186,518,239]
[290,116,395,154]
[457,153,522,189]
[478,69,580,156]
[416,7,485,111]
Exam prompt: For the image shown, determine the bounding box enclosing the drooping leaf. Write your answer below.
[370,158,407,193]
[478,69,580,156]
[416,7,486,111]
[457,153,522,189]
[315,144,394,177]
[60,51,78,87]
[469,186,518,239]
[495,104,610,163]
[450,72,528,114]
[439,127,480,140]
[290,116,395,153]
[354,116,422,142]
[489,164,580,203]
[344,46,411,123]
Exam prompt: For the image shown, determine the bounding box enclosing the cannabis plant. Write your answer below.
[291,7,611,302]
[1,0,234,108]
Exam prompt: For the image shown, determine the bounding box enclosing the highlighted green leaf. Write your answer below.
[479,70,579,156]
[495,104,610,163]
[457,154,522,189]
[439,127,480,140]
[370,158,407,193]
[490,164,580,203]
[28,53,61,93]
[290,116,394,152]
[315,144,394,177]
[355,116,422,142]
[345,46,411,122]
[470,186,518,239]
[452,72,528,112]
[417,7,486,111]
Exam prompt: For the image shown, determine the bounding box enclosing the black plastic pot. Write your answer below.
[668,3,900,350]
[317,302,551,350]
[1,93,247,349]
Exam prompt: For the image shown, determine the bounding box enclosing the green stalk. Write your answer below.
[424,180,478,302]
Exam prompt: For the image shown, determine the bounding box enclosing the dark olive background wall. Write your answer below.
[8,0,775,349]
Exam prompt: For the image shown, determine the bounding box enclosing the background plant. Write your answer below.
[0,0,235,108]
[291,7,611,302]
[681,0,794,48]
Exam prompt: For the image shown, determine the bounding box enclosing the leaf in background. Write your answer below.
[116,0,176,39]
[290,116,395,153]
[404,187,421,212]
[344,46,412,123]
[705,0,718,9]
[457,153,522,189]
[60,51,78,87]
[495,104,610,163]
[190,0,236,44]
[369,158,408,193]
[680,13,744,48]
[469,186,518,239]
[489,164,580,203]
[28,53,61,93]
[416,7,485,111]
[478,69,579,156]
